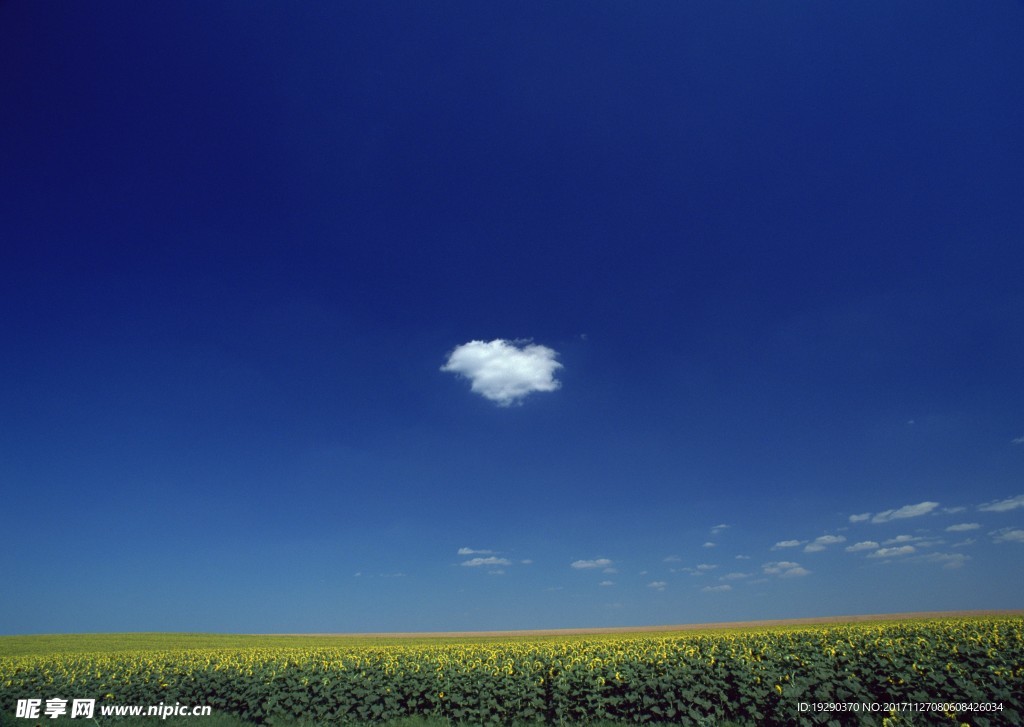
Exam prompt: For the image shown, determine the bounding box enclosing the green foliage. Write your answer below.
[2,618,1021,726]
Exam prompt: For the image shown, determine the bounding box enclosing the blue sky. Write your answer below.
[2,1,1023,635]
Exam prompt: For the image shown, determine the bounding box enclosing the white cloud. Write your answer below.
[702,584,732,593]
[977,494,1024,513]
[458,547,495,555]
[868,546,916,558]
[942,524,974,536]
[720,572,750,580]
[871,501,939,523]
[1011,435,1024,445]
[673,565,717,575]
[520,559,533,565]
[773,539,804,549]
[763,561,810,578]
[648,581,667,591]
[441,339,562,406]
[883,534,921,545]
[991,528,1024,544]
[845,541,879,552]
[702,541,716,548]
[920,552,970,569]
[462,556,512,567]
[663,555,682,563]
[599,580,615,587]
[804,535,846,552]
[849,513,871,523]
[735,554,751,560]
[710,524,730,535]
[571,558,613,569]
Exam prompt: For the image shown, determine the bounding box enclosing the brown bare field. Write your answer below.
[278,609,1024,639]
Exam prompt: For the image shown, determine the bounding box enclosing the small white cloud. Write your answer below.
[978,494,1024,513]
[663,555,682,563]
[702,541,716,548]
[441,339,562,406]
[1011,435,1024,445]
[462,556,512,567]
[599,580,615,587]
[952,538,976,548]
[991,528,1024,544]
[773,540,804,549]
[458,547,495,556]
[849,513,871,523]
[883,534,921,545]
[487,569,506,575]
[710,524,729,535]
[943,506,967,514]
[735,554,751,560]
[868,546,916,558]
[648,581,667,591]
[675,566,711,576]
[702,584,732,593]
[845,541,880,552]
[571,558,613,569]
[817,534,847,545]
[920,552,970,569]
[720,572,750,580]
[804,535,846,552]
[520,559,533,565]
[763,561,810,578]
[871,501,939,523]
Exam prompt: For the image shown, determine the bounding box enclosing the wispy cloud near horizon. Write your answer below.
[804,535,846,553]
[869,502,940,524]
[773,539,804,549]
[977,495,1024,513]
[571,558,613,570]
[461,556,512,567]
[991,528,1024,544]
[763,561,810,578]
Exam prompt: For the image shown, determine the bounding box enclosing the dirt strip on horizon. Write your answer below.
[273,609,1024,639]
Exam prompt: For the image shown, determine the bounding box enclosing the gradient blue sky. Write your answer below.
[2,1,1023,635]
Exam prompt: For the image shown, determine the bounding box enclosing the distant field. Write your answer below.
[4,609,1020,656]
[2,612,1022,725]
[268,608,1024,639]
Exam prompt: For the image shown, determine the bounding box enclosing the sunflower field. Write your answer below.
[2,617,1021,726]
